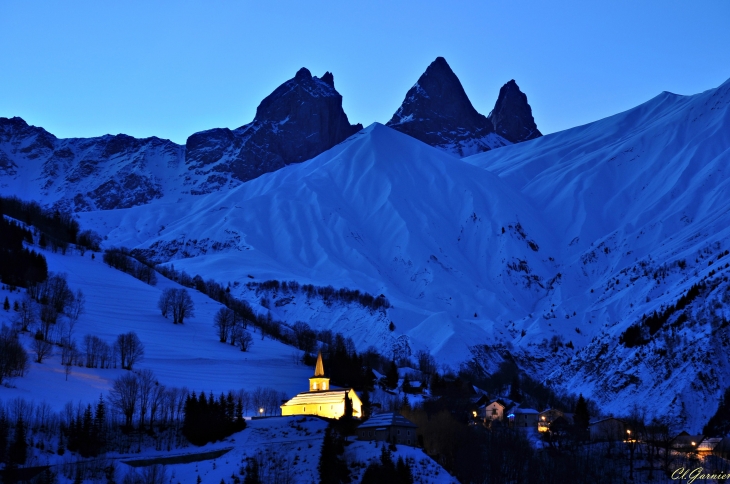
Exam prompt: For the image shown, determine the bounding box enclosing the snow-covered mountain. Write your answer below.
[4,63,730,432]
[386,57,541,157]
[76,123,557,363]
[466,77,730,430]
[0,117,186,212]
[0,68,361,210]
[71,75,730,431]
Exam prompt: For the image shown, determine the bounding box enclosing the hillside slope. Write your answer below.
[466,77,730,430]
[77,124,558,363]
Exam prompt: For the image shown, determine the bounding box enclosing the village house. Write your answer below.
[483,400,507,421]
[588,418,626,441]
[357,412,418,446]
[538,409,572,432]
[697,437,722,453]
[509,408,539,428]
[280,352,363,419]
[671,432,705,452]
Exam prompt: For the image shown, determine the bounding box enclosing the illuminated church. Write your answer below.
[280,352,362,419]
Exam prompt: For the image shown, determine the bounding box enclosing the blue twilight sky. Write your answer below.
[1,1,729,145]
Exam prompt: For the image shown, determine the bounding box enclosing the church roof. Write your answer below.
[358,412,417,429]
[314,351,325,377]
[281,389,355,407]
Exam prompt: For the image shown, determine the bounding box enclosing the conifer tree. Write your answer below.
[574,394,590,432]
[386,361,399,389]
[0,409,8,464]
[3,297,9,311]
[8,415,27,466]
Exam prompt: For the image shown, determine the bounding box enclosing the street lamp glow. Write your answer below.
[259,407,264,415]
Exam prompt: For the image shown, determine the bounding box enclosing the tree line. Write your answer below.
[0,216,48,288]
[0,195,101,253]
[620,281,708,347]
[182,390,247,446]
[248,279,391,312]
[103,247,157,285]
[0,372,287,472]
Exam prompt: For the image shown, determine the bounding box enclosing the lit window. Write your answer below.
[313,383,317,389]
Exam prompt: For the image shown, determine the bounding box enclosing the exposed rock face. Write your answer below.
[387,57,541,157]
[0,68,362,208]
[185,68,363,192]
[0,116,180,211]
[487,80,542,143]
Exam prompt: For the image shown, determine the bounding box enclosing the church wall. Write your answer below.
[281,402,345,419]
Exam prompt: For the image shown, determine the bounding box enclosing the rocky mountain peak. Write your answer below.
[487,80,542,143]
[320,71,335,88]
[386,58,542,157]
[185,67,362,191]
[387,57,485,131]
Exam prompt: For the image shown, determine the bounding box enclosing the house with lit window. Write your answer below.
[280,352,362,419]
[357,412,418,446]
[538,409,573,432]
[483,400,506,421]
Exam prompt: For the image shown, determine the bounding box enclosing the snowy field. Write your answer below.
[0,247,312,412]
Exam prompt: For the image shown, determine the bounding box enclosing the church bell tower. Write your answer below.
[309,351,330,392]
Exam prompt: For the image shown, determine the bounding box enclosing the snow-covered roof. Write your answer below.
[513,408,538,414]
[281,390,354,407]
[358,412,417,429]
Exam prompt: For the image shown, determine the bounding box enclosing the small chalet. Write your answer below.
[538,409,573,432]
[671,432,705,451]
[483,400,507,421]
[509,408,539,428]
[698,437,722,453]
[357,412,418,446]
[280,352,362,419]
[588,418,626,441]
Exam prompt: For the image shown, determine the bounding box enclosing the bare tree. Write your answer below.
[39,304,58,341]
[14,295,37,332]
[158,288,195,324]
[67,289,84,340]
[416,350,437,375]
[83,334,112,368]
[109,373,139,428]
[115,332,144,370]
[136,369,156,429]
[172,289,194,324]
[157,289,172,318]
[31,335,53,363]
[149,381,166,428]
[214,307,235,343]
[238,330,254,352]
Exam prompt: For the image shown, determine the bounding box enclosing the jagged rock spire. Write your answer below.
[487,80,542,143]
[386,57,541,156]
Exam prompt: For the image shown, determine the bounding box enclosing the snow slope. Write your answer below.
[0,248,312,411]
[77,124,560,364]
[465,77,730,430]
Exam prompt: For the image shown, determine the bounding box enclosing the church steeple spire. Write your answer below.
[309,351,329,391]
[314,351,325,377]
